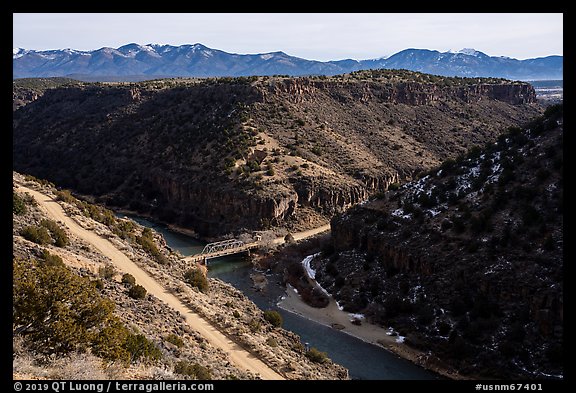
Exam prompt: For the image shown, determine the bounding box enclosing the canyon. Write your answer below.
[13,71,541,238]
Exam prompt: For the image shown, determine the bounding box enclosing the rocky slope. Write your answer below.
[12,172,347,380]
[312,105,563,379]
[13,71,541,237]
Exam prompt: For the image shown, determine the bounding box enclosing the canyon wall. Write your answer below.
[13,74,541,236]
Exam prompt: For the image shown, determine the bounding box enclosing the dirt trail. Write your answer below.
[16,184,284,380]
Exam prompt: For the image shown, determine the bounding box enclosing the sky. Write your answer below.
[13,13,563,61]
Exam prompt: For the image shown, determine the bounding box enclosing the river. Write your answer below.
[124,214,440,380]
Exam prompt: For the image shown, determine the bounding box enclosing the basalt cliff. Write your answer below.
[13,70,540,236]
[313,105,563,379]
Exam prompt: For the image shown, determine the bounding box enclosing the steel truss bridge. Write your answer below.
[183,239,259,265]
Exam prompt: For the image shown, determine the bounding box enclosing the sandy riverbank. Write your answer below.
[277,283,467,380]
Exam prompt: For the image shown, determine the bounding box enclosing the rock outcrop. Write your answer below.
[264,78,537,106]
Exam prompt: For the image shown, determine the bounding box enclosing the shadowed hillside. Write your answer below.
[312,105,563,379]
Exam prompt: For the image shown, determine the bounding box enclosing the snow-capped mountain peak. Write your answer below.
[367,54,390,62]
[13,48,28,59]
[12,44,562,81]
[451,48,484,57]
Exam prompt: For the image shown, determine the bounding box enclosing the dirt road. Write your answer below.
[273,224,331,244]
[16,184,284,380]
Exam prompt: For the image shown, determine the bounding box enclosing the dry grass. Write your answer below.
[13,337,107,380]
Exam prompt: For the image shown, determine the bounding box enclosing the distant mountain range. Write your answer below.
[13,43,563,81]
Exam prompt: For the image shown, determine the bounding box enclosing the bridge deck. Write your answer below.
[183,242,259,264]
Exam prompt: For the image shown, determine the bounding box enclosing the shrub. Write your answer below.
[246,160,261,173]
[13,192,27,215]
[417,193,437,209]
[451,216,466,234]
[54,189,76,204]
[263,310,283,328]
[469,213,491,234]
[20,226,52,245]
[14,256,162,365]
[121,273,136,286]
[92,279,104,290]
[439,159,456,175]
[23,174,53,187]
[305,347,328,363]
[466,145,482,160]
[544,103,563,119]
[465,240,480,253]
[137,230,168,265]
[123,333,162,363]
[321,243,335,257]
[41,219,69,247]
[40,249,64,267]
[521,204,541,226]
[113,219,136,240]
[184,268,209,293]
[165,333,184,348]
[14,257,120,358]
[266,337,278,347]
[128,284,147,300]
[449,334,473,360]
[99,265,116,280]
[174,360,212,380]
[440,219,452,231]
[536,168,551,182]
[76,200,117,227]
[546,343,563,366]
[437,321,451,336]
[248,318,261,333]
[543,234,554,251]
[416,304,435,325]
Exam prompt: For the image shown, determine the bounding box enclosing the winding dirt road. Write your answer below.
[16,184,284,380]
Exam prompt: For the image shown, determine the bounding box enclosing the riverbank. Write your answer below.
[114,208,204,240]
[277,282,467,380]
